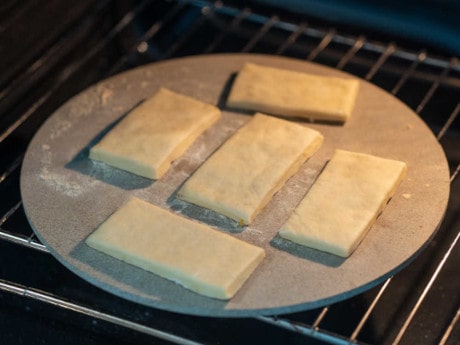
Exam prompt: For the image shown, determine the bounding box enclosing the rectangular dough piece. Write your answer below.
[226,63,360,122]
[86,197,265,300]
[178,113,323,225]
[89,88,221,179]
[279,149,407,257]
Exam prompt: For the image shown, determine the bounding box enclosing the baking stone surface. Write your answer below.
[20,54,450,317]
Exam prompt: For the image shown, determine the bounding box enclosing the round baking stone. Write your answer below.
[20,54,450,317]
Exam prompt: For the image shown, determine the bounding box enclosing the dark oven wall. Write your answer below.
[0,1,459,345]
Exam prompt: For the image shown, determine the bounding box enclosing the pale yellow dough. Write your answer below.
[86,197,265,300]
[226,63,360,122]
[279,150,407,257]
[178,113,323,225]
[89,88,220,179]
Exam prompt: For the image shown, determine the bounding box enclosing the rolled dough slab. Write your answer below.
[20,54,450,317]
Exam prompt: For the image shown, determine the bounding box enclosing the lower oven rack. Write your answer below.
[0,1,459,344]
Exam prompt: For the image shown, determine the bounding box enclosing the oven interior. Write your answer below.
[0,1,459,344]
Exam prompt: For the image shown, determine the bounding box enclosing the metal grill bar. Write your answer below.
[365,43,397,81]
[349,278,393,341]
[256,306,337,344]
[275,22,307,55]
[452,164,460,182]
[307,28,336,61]
[312,306,329,329]
[109,0,187,74]
[161,3,215,59]
[204,6,251,54]
[0,154,22,183]
[391,50,427,95]
[256,315,357,345]
[439,307,460,345]
[0,197,48,252]
[241,14,278,52]
[437,103,460,140]
[257,280,396,345]
[0,202,22,226]
[0,87,52,143]
[0,280,202,345]
[391,226,460,344]
[0,227,48,252]
[416,57,458,114]
[336,34,365,69]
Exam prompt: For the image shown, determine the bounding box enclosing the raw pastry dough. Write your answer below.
[226,63,359,122]
[86,197,265,300]
[280,150,407,257]
[89,88,220,179]
[178,113,323,225]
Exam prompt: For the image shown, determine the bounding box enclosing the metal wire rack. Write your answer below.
[0,1,459,344]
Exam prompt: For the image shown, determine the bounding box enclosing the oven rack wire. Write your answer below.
[0,1,459,344]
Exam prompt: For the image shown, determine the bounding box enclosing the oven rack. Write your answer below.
[1,1,459,344]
